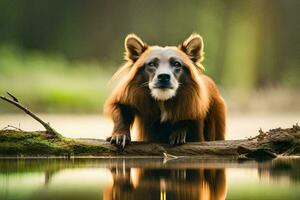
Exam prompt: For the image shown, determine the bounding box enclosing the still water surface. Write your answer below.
[0,158,299,200]
[0,114,299,199]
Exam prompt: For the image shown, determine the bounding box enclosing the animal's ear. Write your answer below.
[179,33,204,63]
[124,34,147,62]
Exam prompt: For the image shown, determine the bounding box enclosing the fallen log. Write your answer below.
[0,92,299,160]
[0,124,299,160]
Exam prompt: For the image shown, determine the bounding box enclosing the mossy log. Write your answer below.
[0,125,299,160]
[0,93,299,160]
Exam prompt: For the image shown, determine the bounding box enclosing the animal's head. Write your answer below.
[123,33,205,101]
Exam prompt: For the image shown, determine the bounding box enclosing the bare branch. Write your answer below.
[6,92,19,102]
[0,93,60,137]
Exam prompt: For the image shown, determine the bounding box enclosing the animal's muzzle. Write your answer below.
[154,73,173,89]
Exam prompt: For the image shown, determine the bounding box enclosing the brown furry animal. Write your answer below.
[104,33,226,148]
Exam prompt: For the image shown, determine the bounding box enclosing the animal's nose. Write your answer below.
[157,73,170,82]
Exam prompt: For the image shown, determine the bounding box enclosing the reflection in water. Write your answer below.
[258,158,300,183]
[0,158,299,200]
[103,167,226,200]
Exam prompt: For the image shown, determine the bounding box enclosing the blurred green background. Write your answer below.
[0,0,299,113]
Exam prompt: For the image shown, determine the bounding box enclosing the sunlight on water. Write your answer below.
[0,158,299,200]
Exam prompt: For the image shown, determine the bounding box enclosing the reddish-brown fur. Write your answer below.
[104,33,226,146]
[103,168,227,200]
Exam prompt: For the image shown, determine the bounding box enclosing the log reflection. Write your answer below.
[258,158,300,183]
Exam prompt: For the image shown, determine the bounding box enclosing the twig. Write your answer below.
[163,152,184,163]
[7,92,19,102]
[0,92,60,137]
[1,125,24,131]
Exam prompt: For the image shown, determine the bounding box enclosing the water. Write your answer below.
[0,114,299,199]
[0,158,299,200]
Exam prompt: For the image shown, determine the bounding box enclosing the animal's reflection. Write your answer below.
[103,167,227,200]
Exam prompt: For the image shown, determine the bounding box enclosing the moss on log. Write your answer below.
[0,125,299,160]
[1,93,299,160]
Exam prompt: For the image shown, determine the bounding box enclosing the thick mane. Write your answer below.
[104,49,152,116]
[163,49,209,121]
[165,78,209,121]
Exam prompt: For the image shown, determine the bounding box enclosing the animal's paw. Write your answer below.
[107,133,130,149]
[169,130,186,146]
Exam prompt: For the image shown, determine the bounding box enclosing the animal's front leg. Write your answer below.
[107,104,135,148]
[169,120,190,146]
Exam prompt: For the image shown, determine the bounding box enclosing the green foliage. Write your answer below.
[0,0,299,113]
[0,46,114,113]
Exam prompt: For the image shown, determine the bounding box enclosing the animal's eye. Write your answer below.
[148,61,156,67]
[173,61,181,68]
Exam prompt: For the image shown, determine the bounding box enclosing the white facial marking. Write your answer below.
[158,101,168,122]
[150,88,176,101]
[147,46,180,101]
